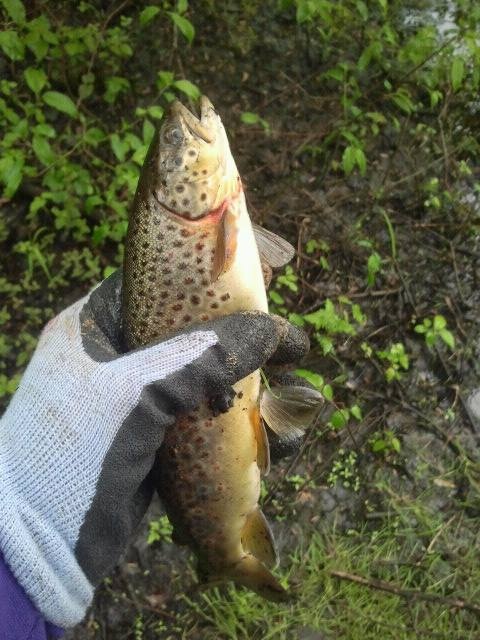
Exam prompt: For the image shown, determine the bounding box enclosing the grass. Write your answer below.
[178,512,480,639]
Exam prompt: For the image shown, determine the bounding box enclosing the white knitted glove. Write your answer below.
[0,271,308,628]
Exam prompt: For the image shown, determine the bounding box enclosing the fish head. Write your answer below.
[147,96,241,221]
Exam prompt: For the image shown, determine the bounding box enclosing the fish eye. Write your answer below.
[163,125,184,145]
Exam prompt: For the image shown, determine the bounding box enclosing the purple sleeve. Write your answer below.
[0,552,64,640]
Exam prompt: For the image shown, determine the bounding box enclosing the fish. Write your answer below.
[122,96,322,601]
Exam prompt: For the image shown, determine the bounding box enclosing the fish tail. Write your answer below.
[226,554,291,603]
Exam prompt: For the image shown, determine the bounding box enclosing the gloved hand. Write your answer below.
[0,271,309,629]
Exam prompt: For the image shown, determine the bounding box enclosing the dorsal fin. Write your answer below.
[250,406,271,474]
[241,508,278,569]
[253,224,295,268]
[260,385,324,440]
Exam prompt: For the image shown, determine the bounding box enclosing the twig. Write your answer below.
[330,570,480,615]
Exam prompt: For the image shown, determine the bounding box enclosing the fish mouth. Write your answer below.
[152,190,228,224]
[170,96,216,144]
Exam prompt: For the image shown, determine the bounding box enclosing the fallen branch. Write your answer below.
[330,570,480,616]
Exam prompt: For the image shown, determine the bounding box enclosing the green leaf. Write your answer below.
[143,119,155,145]
[440,329,455,350]
[139,5,160,25]
[269,290,284,305]
[350,404,362,420]
[433,314,446,331]
[241,112,260,125]
[451,57,465,92]
[330,409,348,429]
[32,135,55,165]
[0,30,25,60]
[42,91,78,117]
[157,70,174,90]
[24,67,47,94]
[295,368,324,390]
[103,76,130,104]
[147,105,164,119]
[168,11,195,43]
[173,79,200,99]
[110,133,129,162]
[1,0,25,24]
[0,153,24,197]
[342,145,356,175]
[414,324,427,334]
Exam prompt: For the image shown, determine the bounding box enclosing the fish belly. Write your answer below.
[156,371,261,568]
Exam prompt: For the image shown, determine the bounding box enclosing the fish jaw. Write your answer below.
[139,96,240,221]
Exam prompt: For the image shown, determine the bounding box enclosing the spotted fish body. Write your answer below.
[123,97,289,600]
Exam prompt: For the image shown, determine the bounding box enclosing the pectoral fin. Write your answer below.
[253,224,295,268]
[241,508,278,568]
[250,406,271,475]
[212,207,238,281]
[260,385,324,440]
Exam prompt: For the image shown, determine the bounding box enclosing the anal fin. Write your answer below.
[241,508,278,569]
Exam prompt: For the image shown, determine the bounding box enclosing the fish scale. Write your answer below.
[123,96,299,601]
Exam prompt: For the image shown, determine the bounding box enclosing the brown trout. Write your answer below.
[123,96,320,601]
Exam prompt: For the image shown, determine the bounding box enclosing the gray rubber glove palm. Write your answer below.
[0,271,308,628]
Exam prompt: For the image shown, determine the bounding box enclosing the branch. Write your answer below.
[331,570,480,616]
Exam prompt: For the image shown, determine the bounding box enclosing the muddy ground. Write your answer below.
[43,3,480,638]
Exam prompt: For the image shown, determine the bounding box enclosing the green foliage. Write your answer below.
[241,111,271,134]
[370,430,401,456]
[414,314,455,350]
[376,342,410,382]
[327,449,360,491]
[147,514,173,545]
[0,0,198,404]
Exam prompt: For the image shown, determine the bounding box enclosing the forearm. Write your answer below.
[0,551,64,640]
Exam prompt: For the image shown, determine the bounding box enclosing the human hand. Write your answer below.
[0,271,309,628]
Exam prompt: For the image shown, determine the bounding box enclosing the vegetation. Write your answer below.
[1,0,479,638]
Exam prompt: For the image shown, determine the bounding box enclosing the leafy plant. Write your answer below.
[147,514,173,545]
[376,342,410,382]
[414,315,455,350]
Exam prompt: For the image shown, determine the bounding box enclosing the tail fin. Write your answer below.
[226,554,292,603]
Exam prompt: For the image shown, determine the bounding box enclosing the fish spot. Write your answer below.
[201,193,207,201]
[177,292,186,300]
[156,311,164,317]
[173,240,183,247]
[175,185,185,193]
[206,290,215,297]
[142,241,149,249]
[147,275,156,283]
[188,149,196,157]
[181,228,191,237]
[184,165,189,170]
[193,171,198,176]
[201,278,209,286]
[220,293,231,301]
[170,199,177,207]
[165,279,173,286]
[196,256,203,264]
[172,303,183,311]
[201,314,209,321]
[153,218,161,224]
[162,267,172,274]
[191,294,201,305]
[182,198,190,207]
[184,277,194,285]
[179,262,188,269]
[167,224,176,231]
[183,314,192,322]
[160,291,169,299]
[210,302,219,309]
[200,232,209,239]
[175,157,183,166]
[237,391,244,399]
[196,242,205,251]
[202,169,208,174]
[198,267,206,274]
